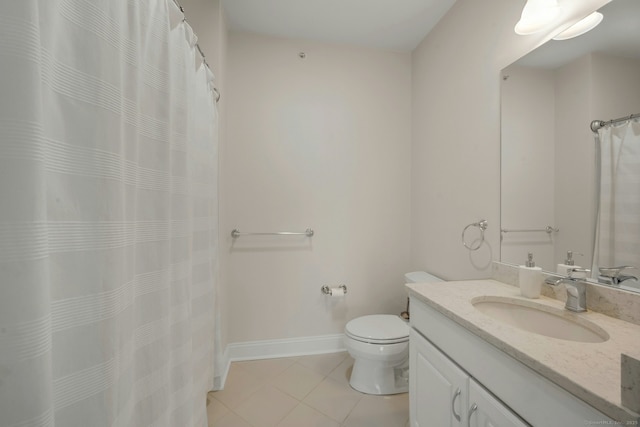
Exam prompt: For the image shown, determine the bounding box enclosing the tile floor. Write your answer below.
[207,352,409,427]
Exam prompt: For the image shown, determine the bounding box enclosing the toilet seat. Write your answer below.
[345,315,409,344]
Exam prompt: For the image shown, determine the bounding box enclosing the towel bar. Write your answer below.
[231,228,314,238]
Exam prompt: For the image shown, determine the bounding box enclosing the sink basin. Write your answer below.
[471,296,609,343]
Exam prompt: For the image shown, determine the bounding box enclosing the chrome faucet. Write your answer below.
[598,266,638,286]
[544,268,589,312]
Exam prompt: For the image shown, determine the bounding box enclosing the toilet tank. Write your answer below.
[404,271,443,283]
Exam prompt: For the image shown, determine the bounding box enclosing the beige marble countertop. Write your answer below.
[407,279,640,423]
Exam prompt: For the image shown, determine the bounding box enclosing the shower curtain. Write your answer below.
[0,1,219,426]
[593,118,640,282]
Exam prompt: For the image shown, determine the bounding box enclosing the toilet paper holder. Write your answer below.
[321,284,347,295]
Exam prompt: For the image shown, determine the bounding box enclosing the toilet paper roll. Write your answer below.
[330,287,344,297]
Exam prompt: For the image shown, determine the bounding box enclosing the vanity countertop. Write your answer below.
[407,279,640,423]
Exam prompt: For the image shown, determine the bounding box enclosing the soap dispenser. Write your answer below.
[519,252,542,298]
[557,251,582,276]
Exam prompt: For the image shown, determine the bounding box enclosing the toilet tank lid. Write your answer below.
[404,271,443,283]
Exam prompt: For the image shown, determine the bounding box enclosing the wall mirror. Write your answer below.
[500,0,640,290]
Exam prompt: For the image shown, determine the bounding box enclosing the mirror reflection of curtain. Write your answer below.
[593,119,640,286]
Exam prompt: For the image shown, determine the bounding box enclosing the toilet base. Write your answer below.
[349,357,409,395]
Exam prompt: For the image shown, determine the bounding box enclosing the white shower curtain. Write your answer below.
[593,118,640,280]
[0,1,219,426]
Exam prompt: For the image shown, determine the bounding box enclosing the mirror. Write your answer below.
[500,0,640,285]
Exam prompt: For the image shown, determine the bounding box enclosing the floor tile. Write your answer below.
[302,376,363,423]
[206,394,230,426]
[297,352,349,376]
[342,393,409,427]
[233,385,299,427]
[270,362,325,400]
[214,411,254,427]
[235,357,298,381]
[206,353,409,427]
[210,364,265,409]
[327,355,354,387]
[276,403,340,427]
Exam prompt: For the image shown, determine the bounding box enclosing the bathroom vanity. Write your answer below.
[407,277,640,426]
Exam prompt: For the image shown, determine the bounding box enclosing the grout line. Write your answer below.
[340,383,365,426]
[270,360,321,401]
[272,399,300,427]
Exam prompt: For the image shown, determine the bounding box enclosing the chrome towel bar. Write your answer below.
[231,228,314,238]
[501,226,558,234]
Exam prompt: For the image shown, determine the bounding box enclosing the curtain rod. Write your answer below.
[590,113,640,133]
[172,0,221,103]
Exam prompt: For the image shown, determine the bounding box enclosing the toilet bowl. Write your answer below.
[344,314,410,394]
[344,271,443,395]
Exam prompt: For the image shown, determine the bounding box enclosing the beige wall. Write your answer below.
[591,53,640,121]
[182,0,612,349]
[410,0,609,280]
[224,33,412,343]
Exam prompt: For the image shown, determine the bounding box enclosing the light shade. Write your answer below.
[515,0,561,35]
[552,11,604,40]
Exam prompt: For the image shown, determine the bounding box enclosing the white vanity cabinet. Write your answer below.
[408,295,614,427]
[410,328,468,426]
[410,328,528,427]
[468,379,529,427]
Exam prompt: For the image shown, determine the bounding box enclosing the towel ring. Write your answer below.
[462,219,488,251]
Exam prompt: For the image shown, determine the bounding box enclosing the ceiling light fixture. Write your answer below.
[552,11,604,40]
[514,0,561,35]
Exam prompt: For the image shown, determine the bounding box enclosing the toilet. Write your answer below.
[344,271,443,395]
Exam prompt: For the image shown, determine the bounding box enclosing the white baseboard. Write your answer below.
[228,333,346,361]
[213,333,346,390]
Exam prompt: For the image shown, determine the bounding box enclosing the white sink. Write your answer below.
[471,296,609,343]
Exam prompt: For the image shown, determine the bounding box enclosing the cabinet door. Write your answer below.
[409,329,468,427]
[468,379,530,427]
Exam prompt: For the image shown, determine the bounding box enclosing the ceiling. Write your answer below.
[221,0,457,52]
